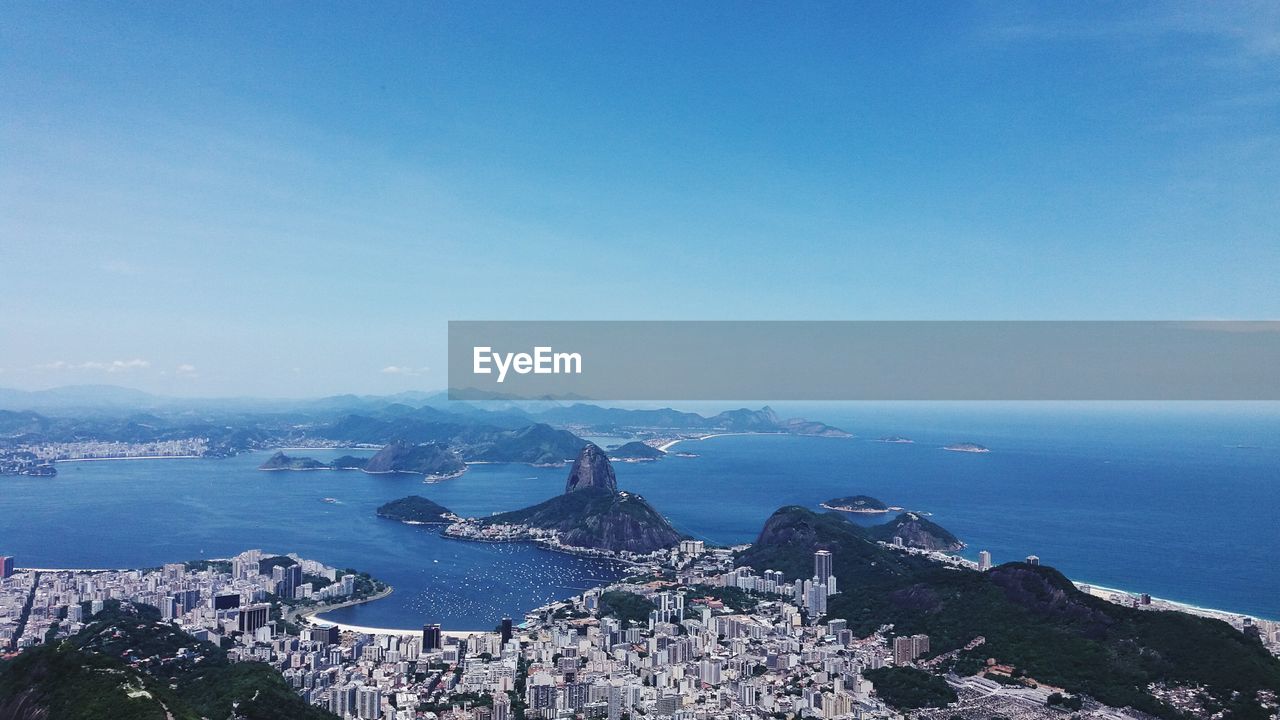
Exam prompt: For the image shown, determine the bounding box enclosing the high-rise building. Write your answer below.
[494,693,512,720]
[652,591,684,625]
[911,633,930,658]
[978,550,992,571]
[422,623,442,651]
[814,550,832,585]
[356,685,382,719]
[0,556,14,579]
[892,633,930,664]
[500,617,513,645]
[328,683,357,717]
[237,604,270,635]
[892,636,914,665]
[1025,555,1040,566]
[307,622,340,645]
[273,563,303,599]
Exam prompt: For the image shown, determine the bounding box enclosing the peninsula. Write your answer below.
[445,443,681,554]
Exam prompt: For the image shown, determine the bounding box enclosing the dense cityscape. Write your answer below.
[3,531,1276,720]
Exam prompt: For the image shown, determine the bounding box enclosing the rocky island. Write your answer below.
[363,440,467,479]
[821,495,898,514]
[376,495,456,524]
[607,441,666,462]
[875,435,913,443]
[258,451,333,471]
[446,443,681,554]
[257,442,466,479]
[943,442,989,453]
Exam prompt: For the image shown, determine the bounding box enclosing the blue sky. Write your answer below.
[2,2,1278,397]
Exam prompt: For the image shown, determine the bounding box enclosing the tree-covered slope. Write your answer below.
[736,506,1280,719]
[0,601,336,720]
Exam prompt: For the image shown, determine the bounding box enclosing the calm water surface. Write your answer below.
[3,407,1277,626]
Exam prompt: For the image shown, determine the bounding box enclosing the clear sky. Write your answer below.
[2,2,1278,397]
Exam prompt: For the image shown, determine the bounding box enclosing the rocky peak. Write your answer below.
[564,443,618,494]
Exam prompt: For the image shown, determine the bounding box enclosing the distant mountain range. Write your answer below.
[0,386,848,468]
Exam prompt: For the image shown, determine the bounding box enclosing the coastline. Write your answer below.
[296,584,393,625]
[303,584,490,637]
[657,432,782,451]
[53,455,202,463]
[1072,580,1276,623]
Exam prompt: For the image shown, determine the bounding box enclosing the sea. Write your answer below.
[3,403,1277,628]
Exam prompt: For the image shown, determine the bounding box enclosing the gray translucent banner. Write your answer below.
[447,321,1280,401]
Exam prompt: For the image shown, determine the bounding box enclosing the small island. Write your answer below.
[258,451,341,471]
[362,441,467,479]
[607,441,666,462]
[376,495,456,524]
[943,442,989,453]
[875,436,914,444]
[821,495,900,514]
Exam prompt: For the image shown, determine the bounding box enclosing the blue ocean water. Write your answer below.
[2,406,1277,626]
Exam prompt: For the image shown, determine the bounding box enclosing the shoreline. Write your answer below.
[658,432,782,451]
[295,585,394,625]
[658,431,853,452]
[302,585,489,637]
[1071,580,1276,623]
[53,455,202,463]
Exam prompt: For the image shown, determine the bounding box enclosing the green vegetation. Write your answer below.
[863,667,957,709]
[258,555,299,574]
[1047,692,1083,711]
[598,590,656,628]
[739,505,1280,719]
[608,441,665,460]
[685,584,763,612]
[183,559,231,573]
[824,495,888,511]
[865,512,964,551]
[377,495,453,523]
[480,485,681,553]
[364,440,465,476]
[0,601,335,720]
[258,451,329,470]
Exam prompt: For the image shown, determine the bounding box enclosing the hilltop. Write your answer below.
[258,451,332,471]
[463,443,681,554]
[867,512,965,552]
[736,505,1280,719]
[363,441,466,479]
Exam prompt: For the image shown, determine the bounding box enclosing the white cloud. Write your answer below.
[176,363,198,377]
[35,358,151,373]
[380,365,429,376]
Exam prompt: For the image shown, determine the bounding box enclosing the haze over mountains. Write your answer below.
[0,385,849,467]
